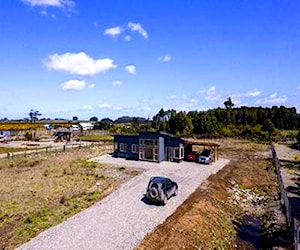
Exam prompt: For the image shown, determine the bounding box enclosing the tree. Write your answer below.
[262,118,275,138]
[90,116,98,122]
[29,109,41,121]
[224,97,234,109]
[167,111,193,136]
[28,109,42,140]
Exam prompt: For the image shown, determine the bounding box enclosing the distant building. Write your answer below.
[79,122,94,130]
[0,130,11,143]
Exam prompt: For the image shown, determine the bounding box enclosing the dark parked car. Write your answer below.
[145,176,178,205]
[198,149,214,164]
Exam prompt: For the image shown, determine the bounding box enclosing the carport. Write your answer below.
[182,139,220,162]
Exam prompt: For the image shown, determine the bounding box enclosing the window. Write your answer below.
[174,148,180,158]
[180,147,184,158]
[120,143,127,152]
[131,144,139,153]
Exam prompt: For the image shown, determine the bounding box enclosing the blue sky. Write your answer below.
[0,0,300,120]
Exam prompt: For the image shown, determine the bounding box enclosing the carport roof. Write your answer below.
[182,138,220,147]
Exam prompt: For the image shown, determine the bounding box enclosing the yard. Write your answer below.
[137,139,291,249]
[0,138,294,249]
[0,144,142,249]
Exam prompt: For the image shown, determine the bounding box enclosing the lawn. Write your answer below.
[0,147,28,154]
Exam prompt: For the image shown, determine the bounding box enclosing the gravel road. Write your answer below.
[18,155,229,250]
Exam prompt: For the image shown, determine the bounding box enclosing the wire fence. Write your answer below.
[1,141,113,160]
[270,142,299,249]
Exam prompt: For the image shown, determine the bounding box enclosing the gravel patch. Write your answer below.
[273,143,300,161]
[18,155,229,250]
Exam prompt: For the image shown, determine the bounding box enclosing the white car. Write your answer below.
[198,149,213,164]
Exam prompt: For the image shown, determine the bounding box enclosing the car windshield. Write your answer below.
[201,149,211,157]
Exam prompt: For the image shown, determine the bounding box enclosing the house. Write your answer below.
[79,122,94,131]
[0,130,11,143]
[113,131,221,163]
[113,131,185,163]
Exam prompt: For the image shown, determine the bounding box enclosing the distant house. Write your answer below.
[43,124,53,130]
[113,131,185,163]
[79,122,93,131]
[0,130,11,142]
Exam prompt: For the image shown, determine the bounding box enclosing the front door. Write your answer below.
[166,147,174,161]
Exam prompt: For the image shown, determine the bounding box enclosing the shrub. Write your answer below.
[24,131,33,141]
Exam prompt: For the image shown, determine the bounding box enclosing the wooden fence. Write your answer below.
[270,142,299,249]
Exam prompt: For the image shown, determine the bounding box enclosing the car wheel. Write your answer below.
[149,188,158,199]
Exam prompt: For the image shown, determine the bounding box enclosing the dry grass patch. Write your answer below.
[0,145,141,249]
[137,139,282,250]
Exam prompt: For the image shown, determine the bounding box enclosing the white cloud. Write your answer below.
[113,106,122,110]
[112,80,122,86]
[159,54,171,62]
[124,35,131,41]
[21,0,75,8]
[233,90,262,98]
[99,104,112,109]
[89,84,95,89]
[60,80,86,90]
[128,22,148,39]
[245,90,261,97]
[186,98,198,108]
[104,26,122,37]
[125,65,136,74]
[45,52,117,76]
[169,95,177,99]
[207,86,216,94]
[264,93,287,104]
[83,105,92,110]
[204,86,221,101]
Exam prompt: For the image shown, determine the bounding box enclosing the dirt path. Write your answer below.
[18,156,229,250]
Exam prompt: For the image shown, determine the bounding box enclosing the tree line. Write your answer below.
[151,105,299,140]
[105,102,299,142]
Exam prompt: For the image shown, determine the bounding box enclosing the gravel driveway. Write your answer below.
[19,155,229,250]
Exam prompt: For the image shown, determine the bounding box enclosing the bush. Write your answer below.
[24,131,33,141]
